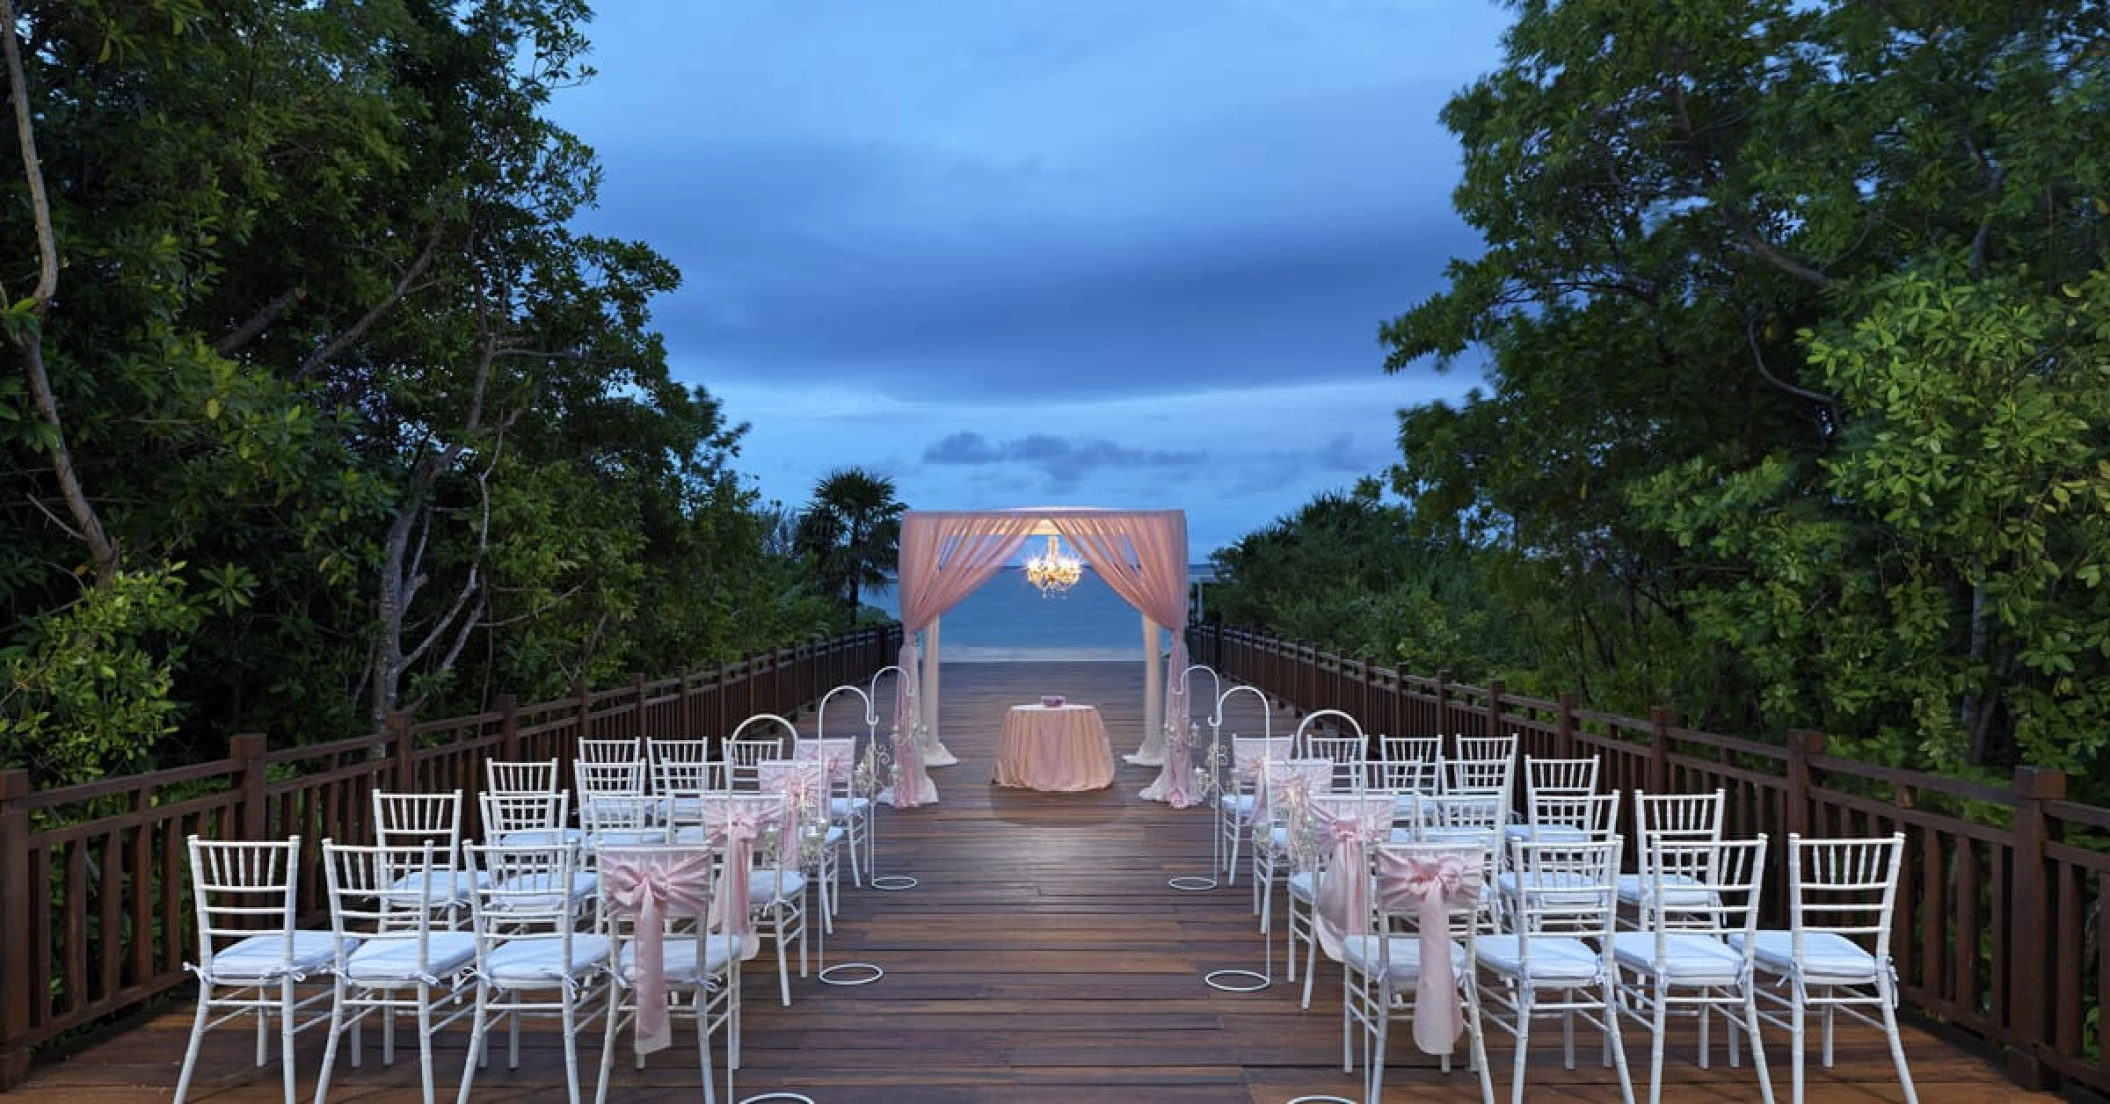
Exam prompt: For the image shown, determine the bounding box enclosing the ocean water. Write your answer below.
[868,567,1204,660]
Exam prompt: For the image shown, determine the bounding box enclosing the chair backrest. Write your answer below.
[321,838,449,940]
[486,759,559,795]
[1527,791,1620,839]
[1307,794,1398,858]
[758,758,831,835]
[576,759,646,797]
[1368,841,1495,944]
[724,738,784,790]
[1524,757,1599,799]
[595,844,719,950]
[580,792,667,836]
[647,738,713,767]
[1376,737,1441,795]
[1643,835,1767,940]
[578,738,643,764]
[1632,789,1725,840]
[652,758,722,812]
[1260,757,1336,828]
[372,791,464,854]
[187,835,301,971]
[465,840,581,934]
[1454,734,1517,765]
[697,792,794,880]
[1506,837,1622,938]
[1300,735,1368,792]
[479,790,570,844]
[1788,833,1905,953]
[794,737,858,800]
[1229,736,1293,796]
[1443,756,1514,802]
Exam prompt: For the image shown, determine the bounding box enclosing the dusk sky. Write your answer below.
[550,0,1512,554]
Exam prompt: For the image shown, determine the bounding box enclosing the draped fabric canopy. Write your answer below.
[887,508,1197,809]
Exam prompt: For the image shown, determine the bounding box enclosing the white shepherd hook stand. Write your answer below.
[1198,680,1281,993]
[1166,664,1226,892]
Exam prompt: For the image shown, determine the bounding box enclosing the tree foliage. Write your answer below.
[1212,0,2110,793]
[795,468,905,617]
[0,1,850,784]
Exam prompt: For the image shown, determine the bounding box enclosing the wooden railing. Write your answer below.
[0,624,902,1087]
[1190,623,2106,1095]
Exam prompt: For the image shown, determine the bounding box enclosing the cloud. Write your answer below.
[921,431,1208,490]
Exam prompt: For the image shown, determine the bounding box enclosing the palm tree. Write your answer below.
[796,468,906,612]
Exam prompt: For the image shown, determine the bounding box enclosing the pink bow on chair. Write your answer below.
[1374,849,1485,1055]
[600,852,716,1055]
[1311,795,1397,961]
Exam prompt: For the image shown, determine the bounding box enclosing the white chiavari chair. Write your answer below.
[1341,840,1496,1103]
[593,843,738,1104]
[1221,734,1292,885]
[486,758,559,795]
[458,841,610,1103]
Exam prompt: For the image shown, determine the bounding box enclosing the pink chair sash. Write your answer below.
[697,797,790,963]
[1309,795,1398,961]
[758,759,827,819]
[1373,848,1485,1055]
[793,739,854,785]
[599,851,715,1055]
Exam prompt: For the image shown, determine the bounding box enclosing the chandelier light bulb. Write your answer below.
[1024,534,1084,594]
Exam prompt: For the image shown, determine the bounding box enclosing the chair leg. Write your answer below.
[1300,937,1318,1010]
[1341,973,1354,1073]
[173,987,211,1104]
[593,989,622,1104]
[1604,983,1636,1104]
[1648,980,1668,1104]
[775,910,793,1007]
[1745,989,1775,1104]
[279,979,299,1104]
[1880,988,1919,1104]
[417,986,438,1104]
[313,982,348,1104]
[1369,988,1389,1104]
[256,997,270,1067]
[456,983,487,1104]
[560,987,583,1104]
[1698,1003,1711,1069]
[1465,980,1495,1104]
[1822,1002,1835,1067]
[697,989,717,1104]
[1790,982,1806,1104]
[1563,1006,1576,1070]
[1510,988,1533,1104]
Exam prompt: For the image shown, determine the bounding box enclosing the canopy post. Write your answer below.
[1128,614,1167,765]
[922,617,956,766]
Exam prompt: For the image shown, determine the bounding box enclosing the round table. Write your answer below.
[993,703,1115,791]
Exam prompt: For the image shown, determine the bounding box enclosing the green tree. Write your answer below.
[795,469,905,615]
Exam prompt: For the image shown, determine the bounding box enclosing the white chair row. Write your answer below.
[175,799,805,1104]
[1312,826,1914,1104]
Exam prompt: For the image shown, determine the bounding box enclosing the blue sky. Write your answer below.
[550,0,1511,554]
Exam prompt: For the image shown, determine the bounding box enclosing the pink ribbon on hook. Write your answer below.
[599,851,716,1055]
[1373,848,1484,1055]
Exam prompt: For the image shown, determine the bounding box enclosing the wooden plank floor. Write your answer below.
[23,662,2047,1102]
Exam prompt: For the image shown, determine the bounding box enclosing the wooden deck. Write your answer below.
[22,663,2045,1102]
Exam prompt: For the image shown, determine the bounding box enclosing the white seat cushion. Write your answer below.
[584,829,666,850]
[1732,930,1880,983]
[483,934,612,986]
[1505,824,1591,843]
[204,930,341,983]
[342,933,478,984]
[830,796,871,819]
[615,934,737,985]
[1476,935,1604,982]
[1610,932,1745,984]
[1340,934,1469,983]
[496,828,584,848]
[1615,873,1717,909]
[1219,793,1256,816]
[823,825,845,846]
[749,869,807,902]
[1287,872,1316,901]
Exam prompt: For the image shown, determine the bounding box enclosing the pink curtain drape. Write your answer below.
[888,512,1040,807]
[1053,511,1194,805]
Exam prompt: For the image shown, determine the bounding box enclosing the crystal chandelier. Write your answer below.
[1024,534,1083,594]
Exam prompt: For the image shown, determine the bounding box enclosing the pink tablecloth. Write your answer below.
[993,704,1114,792]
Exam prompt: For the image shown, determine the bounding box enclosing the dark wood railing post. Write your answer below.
[1486,679,1506,738]
[1434,671,1451,738]
[495,694,520,761]
[632,673,648,739]
[1555,693,1578,758]
[386,711,416,793]
[1784,730,1824,840]
[1647,707,1673,795]
[2007,765,2066,1089]
[0,769,33,1088]
[231,734,269,842]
